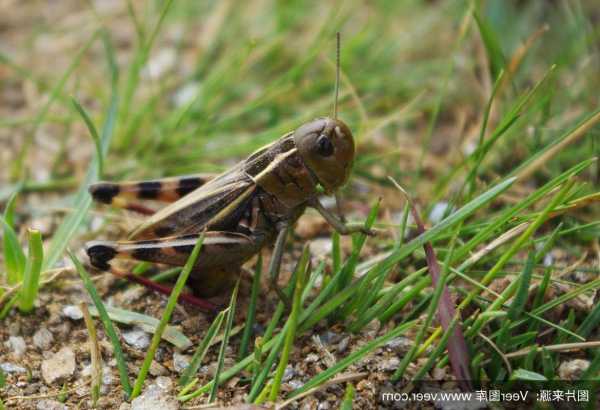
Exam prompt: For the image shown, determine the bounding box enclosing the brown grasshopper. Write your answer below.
[85,34,373,306]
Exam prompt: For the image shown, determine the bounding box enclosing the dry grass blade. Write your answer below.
[505,341,600,359]
[80,303,102,408]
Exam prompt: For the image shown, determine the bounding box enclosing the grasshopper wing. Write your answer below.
[128,170,256,240]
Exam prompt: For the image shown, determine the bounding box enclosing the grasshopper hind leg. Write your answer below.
[85,231,263,297]
[89,173,216,214]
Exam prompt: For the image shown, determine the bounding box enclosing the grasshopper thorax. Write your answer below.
[293,117,355,193]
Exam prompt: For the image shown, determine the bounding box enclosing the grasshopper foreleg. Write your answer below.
[310,197,375,236]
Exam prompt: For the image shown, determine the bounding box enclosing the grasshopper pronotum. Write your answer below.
[85,34,373,307]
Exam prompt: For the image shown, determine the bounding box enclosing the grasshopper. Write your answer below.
[85,34,373,307]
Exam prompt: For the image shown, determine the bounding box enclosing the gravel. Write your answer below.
[33,327,54,350]
[41,346,76,385]
[62,305,84,320]
[172,352,190,373]
[122,327,151,349]
[7,336,26,357]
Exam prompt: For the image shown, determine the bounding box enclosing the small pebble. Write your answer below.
[558,359,590,380]
[317,402,331,410]
[81,364,114,394]
[337,337,350,354]
[172,352,190,373]
[122,327,151,349]
[150,360,168,376]
[36,399,67,410]
[1,362,26,373]
[33,327,54,350]
[378,356,400,371]
[283,365,295,382]
[287,379,304,390]
[41,346,76,385]
[318,331,339,345]
[385,336,412,354]
[7,336,26,357]
[154,376,173,392]
[62,305,83,320]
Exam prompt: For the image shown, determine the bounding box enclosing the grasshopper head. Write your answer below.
[293,117,355,193]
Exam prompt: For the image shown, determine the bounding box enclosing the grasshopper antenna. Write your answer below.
[333,31,341,120]
[332,32,346,222]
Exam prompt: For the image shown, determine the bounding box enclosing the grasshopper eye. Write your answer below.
[316,134,334,157]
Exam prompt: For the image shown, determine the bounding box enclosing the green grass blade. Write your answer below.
[69,250,132,396]
[510,368,547,382]
[239,254,262,360]
[496,250,535,348]
[247,323,288,402]
[340,382,355,410]
[268,245,308,402]
[1,214,26,286]
[179,309,226,387]
[17,229,43,313]
[209,279,239,403]
[131,234,205,399]
[70,97,103,176]
[473,10,506,80]
[577,300,600,339]
[412,313,460,381]
[86,304,192,349]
